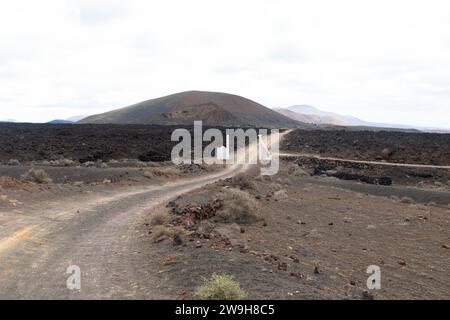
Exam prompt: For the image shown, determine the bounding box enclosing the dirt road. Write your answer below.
[278,152,450,170]
[0,131,283,299]
[0,163,251,299]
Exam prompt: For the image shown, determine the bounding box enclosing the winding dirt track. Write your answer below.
[0,163,251,299]
[0,131,283,299]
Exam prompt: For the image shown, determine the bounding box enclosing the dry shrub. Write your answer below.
[49,159,76,167]
[21,168,52,184]
[194,273,247,300]
[150,206,171,226]
[7,159,20,166]
[400,197,415,204]
[273,189,288,200]
[214,188,260,224]
[144,167,179,179]
[287,164,307,176]
[83,161,95,167]
[231,173,256,190]
[152,225,185,242]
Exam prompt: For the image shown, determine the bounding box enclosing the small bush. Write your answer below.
[49,159,76,167]
[144,167,179,179]
[400,197,415,204]
[152,225,185,242]
[150,207,171,226]
[274,189,288,200]
[21,169,52,184]
[287,165,307,176]
[231,173,256,190]
[194,273,247,300]
[214,188,260,224]
[83,161,95,167]
[7,159,20,166]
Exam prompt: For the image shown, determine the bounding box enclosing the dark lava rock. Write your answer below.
[173,234,183,246]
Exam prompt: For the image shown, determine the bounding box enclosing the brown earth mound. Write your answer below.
[79,91,300,128]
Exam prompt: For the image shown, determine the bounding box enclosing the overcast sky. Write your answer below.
[1,0,450,127]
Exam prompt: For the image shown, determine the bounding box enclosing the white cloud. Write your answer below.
[0,0,449,127]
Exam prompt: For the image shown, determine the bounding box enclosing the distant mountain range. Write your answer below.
[66,115,88,122]
[47,119,75,124]
[1,115,89,124]
[47,115,89,124]
[276,105,450,133]
[275,106,354,126]
[79,91,300,128]
[2,98,448,133]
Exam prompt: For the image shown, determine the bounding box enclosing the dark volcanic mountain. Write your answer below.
[79,91,300,127]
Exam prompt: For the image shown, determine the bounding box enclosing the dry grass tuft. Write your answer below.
[151,225,185,242]
[231,173,256,190]
[144,167,180,179]
[21,168,53,184]
[150,206,171,226]
[214,188,260,224]
[274,189,288,200]
[400,196,415,204]
[194,273,247,300]
[49,159,76,167]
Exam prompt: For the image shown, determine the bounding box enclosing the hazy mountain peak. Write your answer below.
[287,105,320,114]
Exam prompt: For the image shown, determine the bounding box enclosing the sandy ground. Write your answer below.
[140,162,449,300]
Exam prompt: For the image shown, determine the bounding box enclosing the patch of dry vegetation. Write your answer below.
[214,188,260,224]
[150,206,171,226]
[273,189,288,200]
[21,168,52,184]
[49,159,76,167]
[7,159,20,166]
[230,173,256,190]
[144,167,180,179]
[152,225,185,242]
[194,273,247,300]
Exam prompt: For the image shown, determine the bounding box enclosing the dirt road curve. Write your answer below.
[0,130,284,299]
[0,163,249,299]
